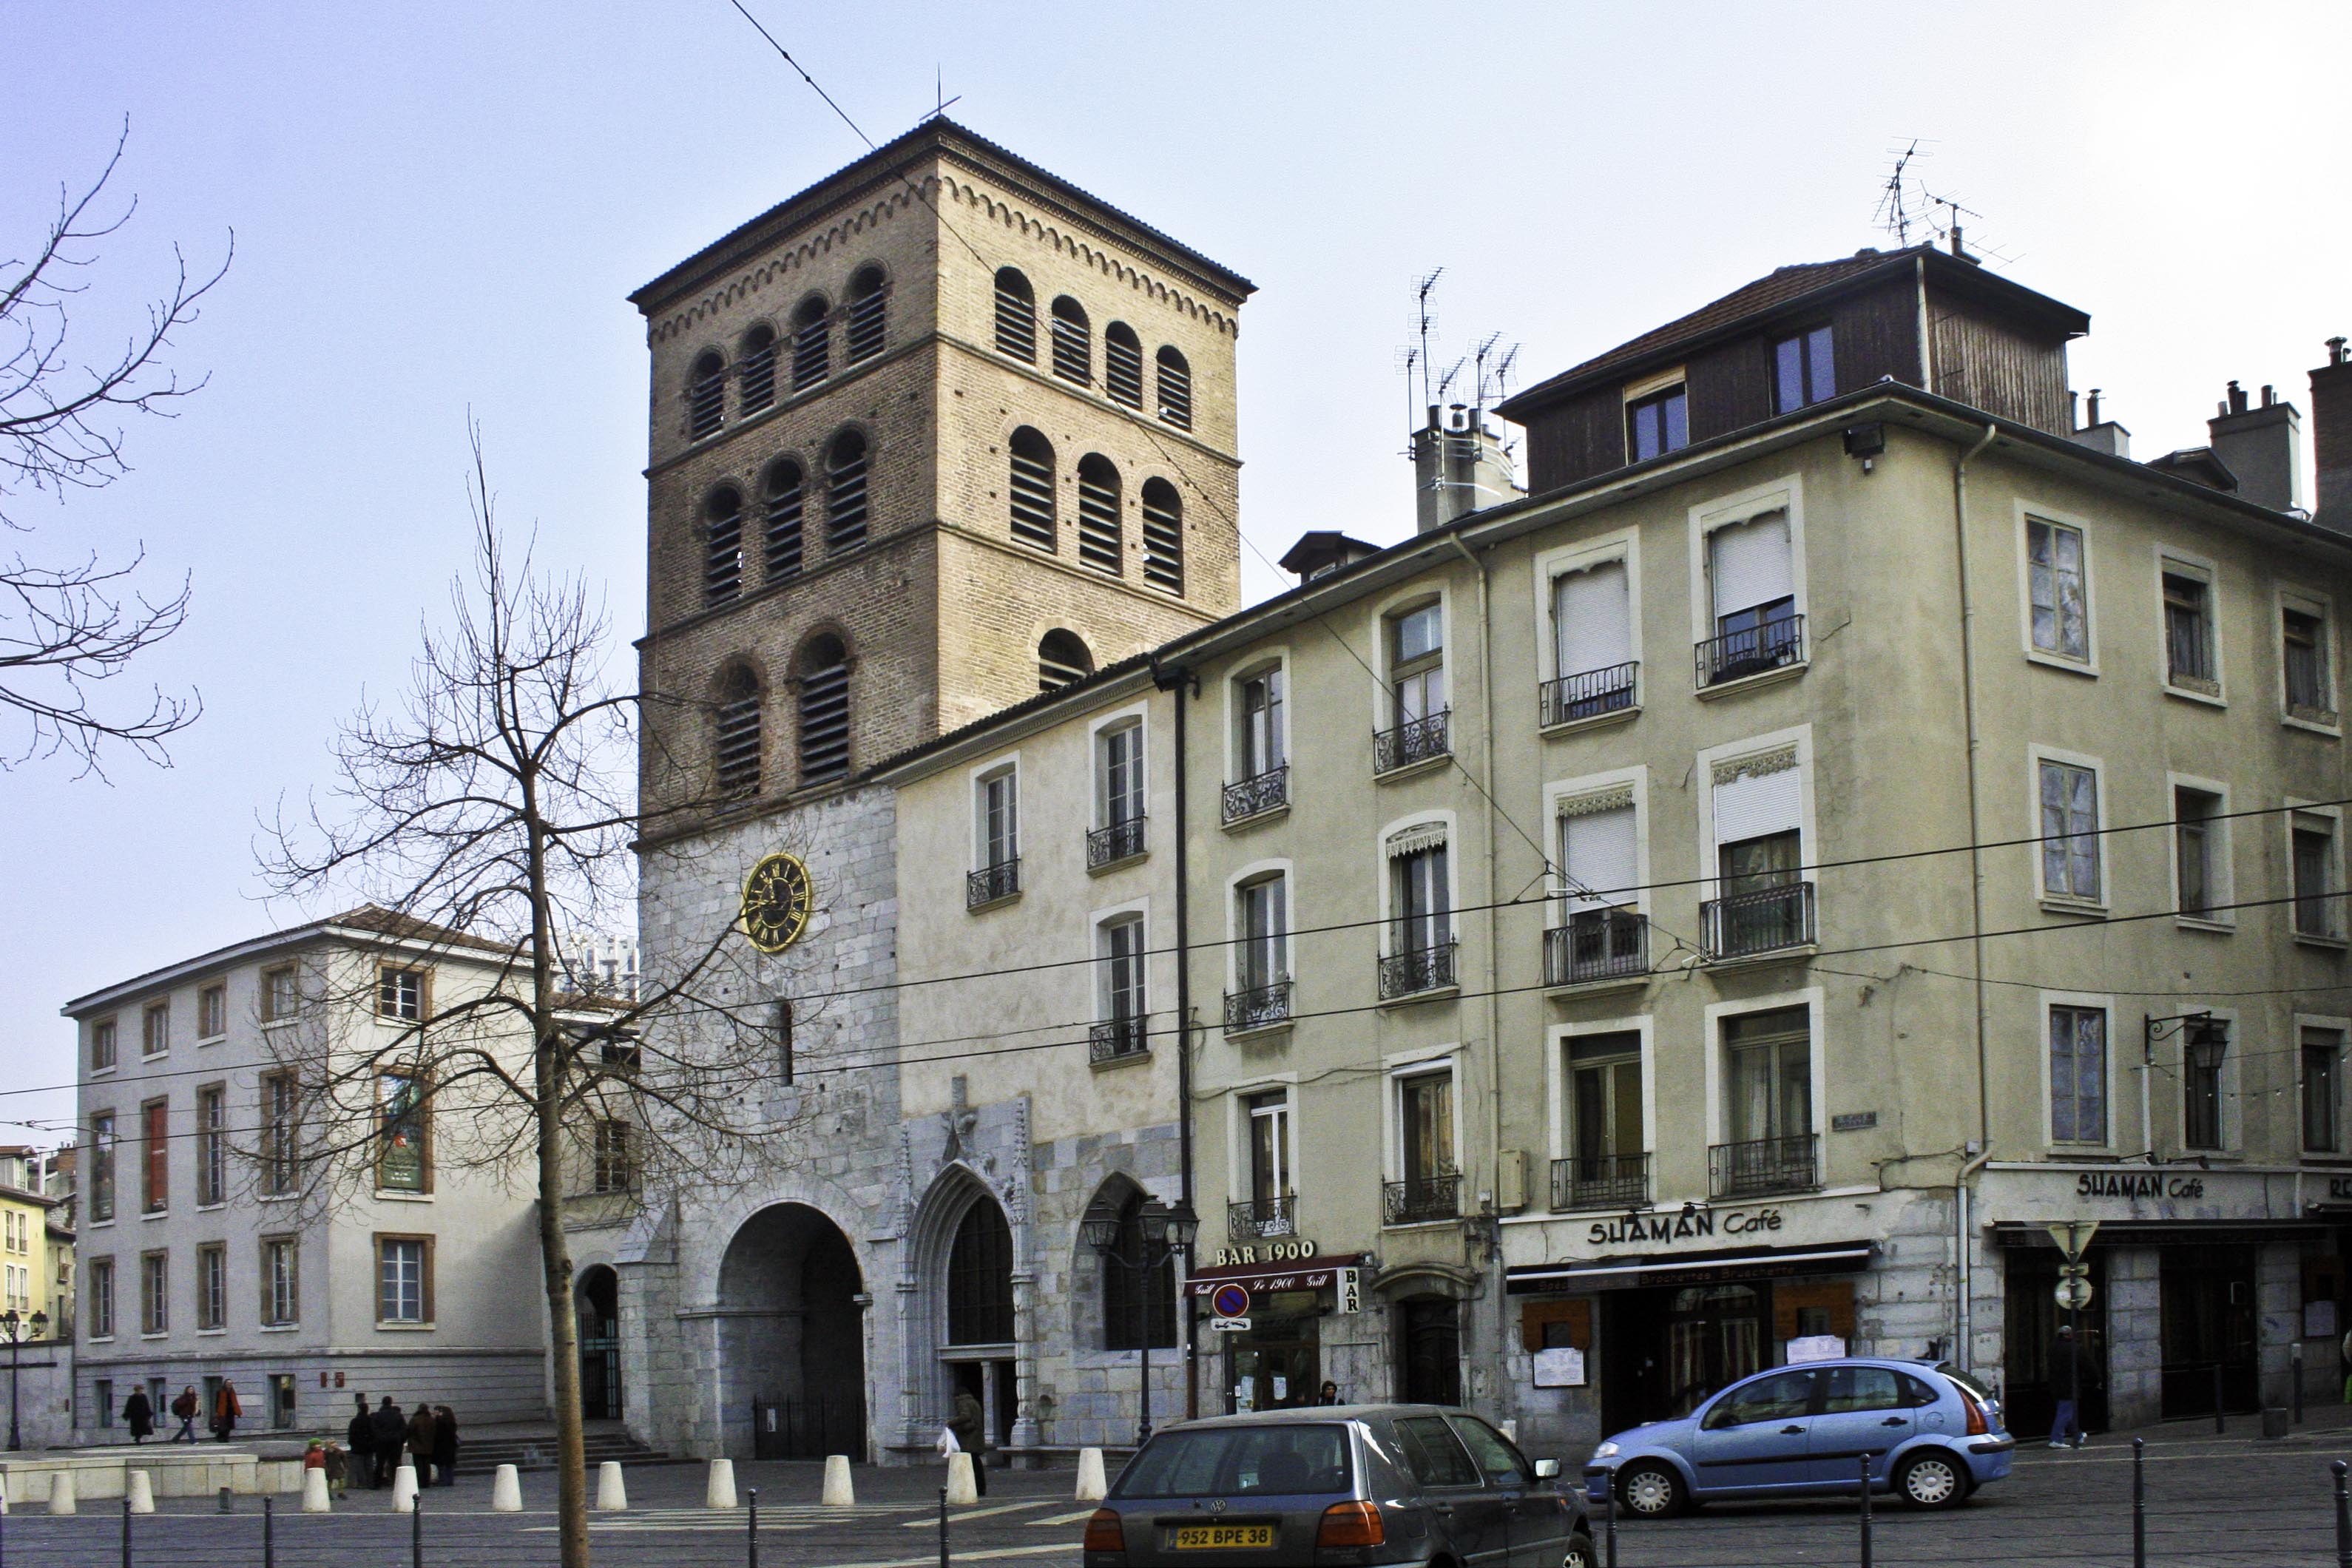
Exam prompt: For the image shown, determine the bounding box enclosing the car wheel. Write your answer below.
[1893,1450,1967,1509]
[1618,1461,1686,1518]
[1562,1531,1595,1568]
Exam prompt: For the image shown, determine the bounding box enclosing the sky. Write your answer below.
[4,1,2348,1142]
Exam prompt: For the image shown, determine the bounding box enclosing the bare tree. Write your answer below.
[3,122,227,772]
[261,435,827,1568]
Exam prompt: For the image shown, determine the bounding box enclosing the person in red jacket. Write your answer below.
[212,1379,243,1442]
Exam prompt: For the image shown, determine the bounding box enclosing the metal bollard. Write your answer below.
[218,1485,234,1514]
[264,1495,276,1568]
[120,1494,132,1568]
[2297,1344,2308,1426]
[412,1493,423,1568]
[1856,1453,1872,1568]
[2334,1459,2350,1568]
[939,1485,950,1568]
[748,1487,760,1568]
[2213,1363,2226,1435]
[1604,1470,1617,1568]
[2131,1439,2145,1568]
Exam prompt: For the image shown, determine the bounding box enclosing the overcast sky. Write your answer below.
[5,1,2348,1142]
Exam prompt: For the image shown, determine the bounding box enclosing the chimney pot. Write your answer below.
[2087,389,2103,426]
[2228,379,2249,416]
[2331,336,2348,368]
[2263,385,2277,408]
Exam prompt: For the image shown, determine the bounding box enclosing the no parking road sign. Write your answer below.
[1210,1283,1251,1319]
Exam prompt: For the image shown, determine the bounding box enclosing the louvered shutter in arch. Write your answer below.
[1561,803,1638,911]
[1712,762,1802,848]
[1552,561,1632,677]
[1709,511,1794,619]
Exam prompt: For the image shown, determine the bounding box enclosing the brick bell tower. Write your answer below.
[630,118,1253,822]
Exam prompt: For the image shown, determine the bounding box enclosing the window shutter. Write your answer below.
[1709,511,1794,618]
[1712,757,1802,846]
[1553,561,1632,677]
[1561,803,1638,910]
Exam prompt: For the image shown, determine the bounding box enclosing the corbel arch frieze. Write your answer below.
[647,184,926,345]
[941,175,1236,337]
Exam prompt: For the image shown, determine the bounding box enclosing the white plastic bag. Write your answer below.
[936,1425,961,1458]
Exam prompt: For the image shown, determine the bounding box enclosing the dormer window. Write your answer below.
[1626,384,1688,462]
[1773,327,1836,414]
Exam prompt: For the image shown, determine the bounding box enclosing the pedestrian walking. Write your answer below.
[171,1386,201,1443]
[123,1387,154,1442]
[407,1400,439,1488]
[433,1405,458,1486]
[347,1393,378,1487]
[1314,1381,1341,1406]
[371,1397,407,1487]
[2049,1325,2083,1448]
[213,1379,243,1442]
[323,1441,349,1498]
[949,1385,989,1497]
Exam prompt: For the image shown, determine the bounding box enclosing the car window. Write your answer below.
[1819,1366,1903,1414]
[1393,1416,1482,1487]
[1701,1371,1816,1429]
[1448,1417,1532,1485]
[1932,1362,1995,1404]
[1115,1425,1354,1498]
[1898,1373,1942,1409]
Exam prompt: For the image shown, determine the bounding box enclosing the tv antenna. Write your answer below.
[927,66,962,121]
[1874,138,1931,245]
[1414,268,1444,410]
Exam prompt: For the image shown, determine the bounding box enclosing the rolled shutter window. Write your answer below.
[1712,763,1802,847]
[1562,805,1638,912]
[1709,512,1794,619]
[1553,561,1631,677]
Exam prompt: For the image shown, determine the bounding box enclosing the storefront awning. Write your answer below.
[1506,1240,1875,1294]
[1990,1219,2330,1248]
[1185,1254,1366,1297]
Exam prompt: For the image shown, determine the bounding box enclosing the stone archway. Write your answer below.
[717,1203,868,1458]
[576,1265,622,1419]
[901,1166,1034,1454]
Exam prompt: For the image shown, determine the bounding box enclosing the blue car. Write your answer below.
[1583,1358,2012,1516]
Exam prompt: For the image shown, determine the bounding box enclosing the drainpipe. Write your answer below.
[1950,422,1998,1373]
[1154,656,1200,1420]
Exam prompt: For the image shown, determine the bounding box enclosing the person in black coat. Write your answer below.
[123,1388,155,1442]
[370,1397,408,1487]
[432,1405,458,1486]
[347,1393,379,1488]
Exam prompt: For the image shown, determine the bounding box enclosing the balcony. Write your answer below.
[1227,1194,1297,1240]
[1087,816,1147,868]
[1709,1133,1820,1199]
[1550,1152,1652,1212]
[1223,766,1290,825]
[1379,940,1459,1000]
[1695,614,1806,688]
[1223,979,1294,1034]
[1088,1017,1149,1064]
[1373,710,1451,775]
[965,858,1021,910]
[1540,662,1640,728]
[1544,908,1649,987]
[1384,1169,1462,1226]
[1702,882,1816,960]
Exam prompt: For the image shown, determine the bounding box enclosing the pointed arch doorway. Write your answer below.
[576,1265,622,1419]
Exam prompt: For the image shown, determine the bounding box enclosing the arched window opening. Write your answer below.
[945,1198,1014,1345]
[846,266,888,364]
[703,487,744,604]
[792,297,831,393]
[825,430,869,550]
[1140,477,1183,595]
[797,635,851,783]
[1050,297,1091,386]
[1007,427,1056,550]
[1104,322,1144,409]
[1038,629,1093,693]
[714,663,762,796]
[1101,1189,1177,1351]
[1155,346,1192,430]
[689,351,726,439]
[993,268,1036,362]
[740,325,778,414]
[1075,453,1121,573]
[763,460,805,580]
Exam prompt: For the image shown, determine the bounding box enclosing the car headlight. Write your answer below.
[1591,1442,1620,1461]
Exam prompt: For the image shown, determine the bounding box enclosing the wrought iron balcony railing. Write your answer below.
[1695,613,1806,687]
[1223,979,1294,1033]
[1222,766,1290,825]
[1544,908,1649,986]
[1709,1133,1819,1199]
[1087,816,1147,868]
[1541,662,1639,727]
[1088,1016,1149,1064]
[965,858,1021,909]
[1550,1152,1652,1212]
[1384,1170,1462,1226]
[1373,710,1451,774]
[1379,940,1459,999]
[1227,1194,1297,1240]
[1701,881,1816,959]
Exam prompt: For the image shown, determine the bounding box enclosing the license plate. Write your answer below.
[1169,1524,1276,1550]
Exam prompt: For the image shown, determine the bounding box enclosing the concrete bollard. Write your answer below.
[822,1454,856,1506]
[945,1451,979,1507]
[1075,1447,1108,1502]
[127,1469,155,1515]
[301,1467,331,1514]
[49,1469,78,1515]
[706,1456,737,1510]
[596,1460,628,1512]
[392,1461,419,1513]
[492,1463,523,1512]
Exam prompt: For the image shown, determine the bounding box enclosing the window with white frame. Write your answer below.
[1395,1068,1457,1197]
[378,966,424,1022]
[264,1237,299,1326]
[2174,785,2227,921]
[1388,827,1451,957]
[1236,666,1285,780]
[88,1257,114,1338]
[2026,516,2091,662]
[2048,1004,2109,1145]
[199,984,226,1040]
[197,1085,226,1206]
[1772,326,1836,413]
[197,1243,226,1330]
[975,766,1018,875]
[2304,1027,2344,1155]
[2294,810,2342,940]
[1625,382,1688,462]
[141,1251,168,1334]
[142,1001,169,1057]
[90,1016,117,1071]
[89,1110,115,1221]
[2038,757,2103,903]
[1245,1089,1291,1211]
[1722,1005,1813,1148]
[1548,559,1636,722]
[1704,510,1800,682]
[263,965,299,1022]
[1563,1031,1645,1208]
[377,1236,429,1323]
[1094,720,1146,865]
[1384,601,1447,766]
[2162,560,2220,694]
[1235,873,1288,995]
[1098,914,1147,1055]
[1709,748,1810,956]
[2284,598,2336,722]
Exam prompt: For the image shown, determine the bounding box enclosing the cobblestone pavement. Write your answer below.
[10,1419,2352,1568]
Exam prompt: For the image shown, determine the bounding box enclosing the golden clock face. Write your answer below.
[740,853,814,954]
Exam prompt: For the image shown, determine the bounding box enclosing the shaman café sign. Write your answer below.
[1585,1207,1784,1247]
[2076,1171,2205,1200]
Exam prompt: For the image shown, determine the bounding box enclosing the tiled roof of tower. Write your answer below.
[631,116,1255,309]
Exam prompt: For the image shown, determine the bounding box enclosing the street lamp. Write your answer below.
[4,1306,50,1451]
[1084,1197,1198,1448]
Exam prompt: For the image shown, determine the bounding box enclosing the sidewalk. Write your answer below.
[2018,1390,2352,1457]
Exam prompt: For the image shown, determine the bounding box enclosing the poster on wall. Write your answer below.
[1787,1335,1847,1364]
[1532,1348,1586,1388]
[2307,1300,2338,1339]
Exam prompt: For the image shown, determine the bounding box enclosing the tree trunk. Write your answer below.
[540,1030,590,1567]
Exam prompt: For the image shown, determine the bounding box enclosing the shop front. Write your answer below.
[1185,1251,1368,1414]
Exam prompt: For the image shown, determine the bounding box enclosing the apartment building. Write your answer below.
[0,1147,67,1339]
[63,908,550,1436]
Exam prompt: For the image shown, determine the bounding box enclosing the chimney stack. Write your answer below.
[2064,386,2131,459]
[2313,337,2352,533]
[1412,404,1522,533]
[2209,376,2306,513]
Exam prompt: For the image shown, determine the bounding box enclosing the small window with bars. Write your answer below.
[1104,322,1144,408]
[797,637,851,783]
[825,430,868,550]
[1140,477,1183,594]
[1008,427,1056,550]
[687,351,726,439]
[1076,453,1121,572]
[994,268,1036,361]
[739,325,777,414]
[1050,296,1090,385]
[763,460,805,580]
[1039,629,1093,692]
[791,295,831,392]
[1155,345,1192,430]
[714,663,763,796]
[703,487,744,604]
[846,266,887,363]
